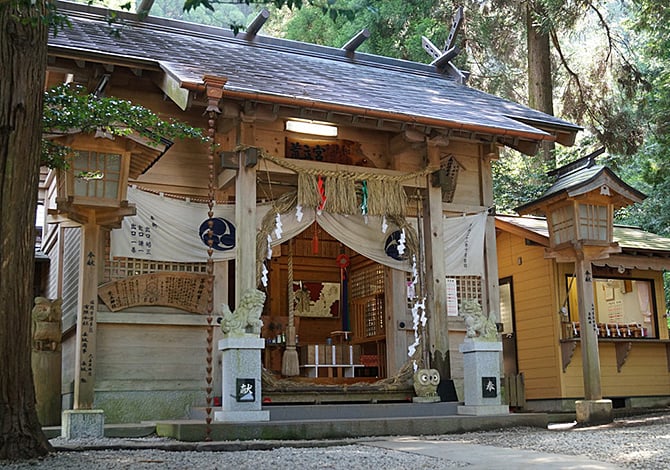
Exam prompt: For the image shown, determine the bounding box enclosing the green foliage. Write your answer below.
[280,0,451,62]
[175,0,353,33]
[491,150,554,213]
[152,0,252,29]
[42,84,204,168]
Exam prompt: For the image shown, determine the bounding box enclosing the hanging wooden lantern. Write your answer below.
[515,151,645,262]
[52,132,171,228]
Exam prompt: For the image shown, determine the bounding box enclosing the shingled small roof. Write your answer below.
[48,1,581,155]
[515,149,646,215]
[497,215,670,257]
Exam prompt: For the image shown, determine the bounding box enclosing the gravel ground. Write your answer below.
[432,411,670,469]
[2,411,669,469]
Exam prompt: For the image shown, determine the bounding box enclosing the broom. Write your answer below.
[281,240,300,376]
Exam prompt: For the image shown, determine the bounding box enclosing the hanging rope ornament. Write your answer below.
[361,180,369,219]
[282,240,300,376]
[261,263,269,288]
[316,175,327,214]
[202,78,224,441]
[273,212,283,239]
[311,222,319,254]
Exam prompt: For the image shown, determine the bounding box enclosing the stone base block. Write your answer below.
[214,409,269,423]
[412,396,441,404]
[575,399,613,425]
[457,404,509,416]
[61,409,105,439]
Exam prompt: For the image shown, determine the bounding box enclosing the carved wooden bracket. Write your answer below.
[615,341,633,373]
[561,340,577,372]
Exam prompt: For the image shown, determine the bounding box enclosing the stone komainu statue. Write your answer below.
[219,288,265,336]
[32,297,63,352]
[461,298,498,341]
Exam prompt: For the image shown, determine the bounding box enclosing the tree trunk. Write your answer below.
[526,2,555,165]
[0,0,54,460]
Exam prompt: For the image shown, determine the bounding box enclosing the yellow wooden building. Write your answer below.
[496,156,670,412]
[38,1,583,423]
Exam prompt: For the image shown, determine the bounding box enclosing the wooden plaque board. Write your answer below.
[98,272,211,313]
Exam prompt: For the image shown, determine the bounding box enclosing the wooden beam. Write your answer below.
[430,47,460,69]
[444,6,464,51]
[245,8,270,37]
[217,169,237,190]
[342,28,370,53]
[154,71,190,111]
[136,0,156,17]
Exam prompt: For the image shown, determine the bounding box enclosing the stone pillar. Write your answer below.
[214,336,269,422]
[457,339,509,416]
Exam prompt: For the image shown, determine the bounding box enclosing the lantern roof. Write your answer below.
[515,148,646,216]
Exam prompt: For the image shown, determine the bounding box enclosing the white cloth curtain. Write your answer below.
[316,211,412,272]
[111,187,413,271]
[111,186,241,262]
[636,280,652,319]
[443,212,487,277]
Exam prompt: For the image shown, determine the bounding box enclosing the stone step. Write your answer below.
[189,401,460,421]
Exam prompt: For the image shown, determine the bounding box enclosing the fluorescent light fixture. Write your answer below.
[285,119,338,137]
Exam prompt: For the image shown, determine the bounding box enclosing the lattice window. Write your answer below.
[350,264,384,298]
[103,231,207,282]
[62,227,81,327]
[104,257,207,282]
[350,264,386,339]
[72,150,121,200]
[551,206,574,245]
[578,203,608,241]
[364,294,385,337]
[455,275,482,309]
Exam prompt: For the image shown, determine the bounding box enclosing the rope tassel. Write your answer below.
[282,240,300,377]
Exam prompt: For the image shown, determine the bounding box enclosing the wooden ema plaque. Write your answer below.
[98,272,211,313]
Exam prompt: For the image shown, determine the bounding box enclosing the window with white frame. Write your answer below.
[567,276,657,338]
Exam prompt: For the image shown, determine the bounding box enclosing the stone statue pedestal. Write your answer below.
[214,336,269,422]
[61,409,105,439]
[576,399,613,425]
[457,339,509,416]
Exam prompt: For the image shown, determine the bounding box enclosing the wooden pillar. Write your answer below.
[213,261,229,311]
[423,147,449,376]
[480,148,500,324]
[235,147,257,303]
[384,267,410,375]
[73,216,100,409]
[575,254,602,400]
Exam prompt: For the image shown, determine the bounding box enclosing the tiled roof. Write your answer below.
[49,1,581,145]
[496,215,670,254]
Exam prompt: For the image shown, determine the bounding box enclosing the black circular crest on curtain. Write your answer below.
[384,230,407,261]
[199,217,236,251]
